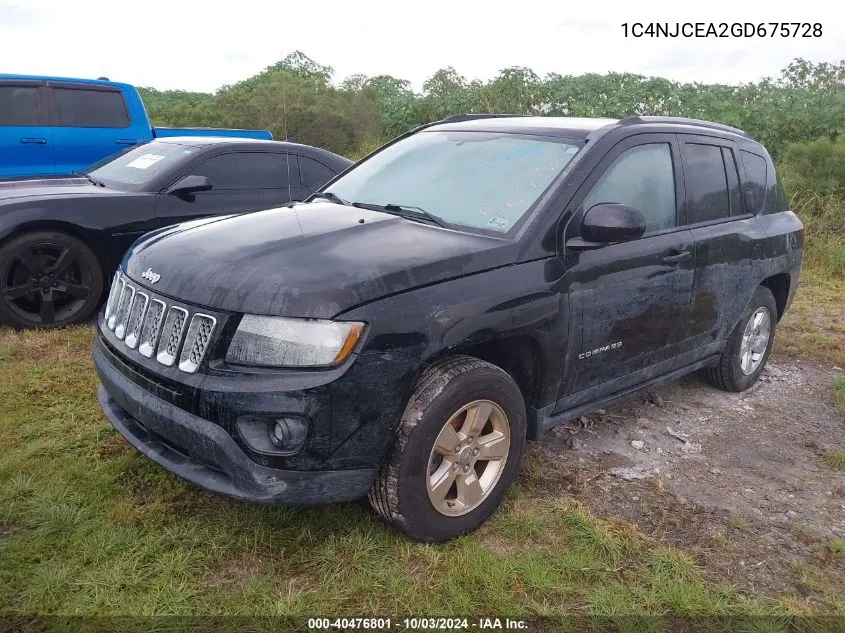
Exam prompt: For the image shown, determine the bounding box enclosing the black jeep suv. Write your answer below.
[94,114,804,543]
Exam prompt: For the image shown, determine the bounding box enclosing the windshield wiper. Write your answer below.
[351,202,446,228]
[310,191,350,205]
[81,173,106,187]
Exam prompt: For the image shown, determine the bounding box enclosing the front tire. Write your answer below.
[368,356,527,543]
[0,231,104,329]
[702,286,777,392]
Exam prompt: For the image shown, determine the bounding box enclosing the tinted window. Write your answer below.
[740,150,767,213]
[683,143,730,223]
[54,88,130,128]
[0,86,40,126]
[192,152,291,189]
[299,156,336,188]
[582,143,676,233]
[326,131,581,235]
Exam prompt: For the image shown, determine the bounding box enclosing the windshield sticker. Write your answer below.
[126,154,166,170]
[488,216,511,229]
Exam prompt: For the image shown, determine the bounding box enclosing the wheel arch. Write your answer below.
[0,220,111,280]
[760,273,790,321]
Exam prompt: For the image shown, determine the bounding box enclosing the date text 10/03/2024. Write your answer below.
[308,618,530,630]
[621,22,822,37]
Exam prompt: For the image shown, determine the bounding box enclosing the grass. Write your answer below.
[820,451,845,471]
[775,269,845,368]
[1,263,844,621]
[0,326,793,621]
[833,379,845,412]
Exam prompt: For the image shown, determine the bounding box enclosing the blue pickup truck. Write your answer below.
[0,74,272,179]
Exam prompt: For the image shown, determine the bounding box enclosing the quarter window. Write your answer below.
[582,143,676,233]
[0,86,40,126]
[683,143,730,223]
[54,88,130,128]
[299,156,335,188]
[192,152,292,189]
[740,150,767,213]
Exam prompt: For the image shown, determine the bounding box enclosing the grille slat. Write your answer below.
[105,273,216,373]
[156,306,189,367]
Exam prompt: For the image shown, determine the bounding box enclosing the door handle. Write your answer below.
[20,137,47,144]
[115,139,137,145]
[662,251,692,265]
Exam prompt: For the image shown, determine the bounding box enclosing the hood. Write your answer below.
[124,202,516,317]
[0,177,122,202]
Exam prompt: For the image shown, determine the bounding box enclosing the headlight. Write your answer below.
[225,315,365,368]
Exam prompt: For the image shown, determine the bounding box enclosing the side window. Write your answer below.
[299,155,335,188]
[739,150,767,213]
[582,143,676,233]
[0,86,40,126]
[191,152,291,190]
[54,88,130,128]
[682,143,730,223]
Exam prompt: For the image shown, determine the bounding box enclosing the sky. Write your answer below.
[0,0,841,93]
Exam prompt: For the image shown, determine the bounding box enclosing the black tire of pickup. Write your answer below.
[702,285,778,392]
[368,355,527,543]
[0,230,104,329]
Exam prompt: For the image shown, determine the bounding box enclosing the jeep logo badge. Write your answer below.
[141,267,161,284]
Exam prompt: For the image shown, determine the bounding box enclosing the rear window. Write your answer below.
[54,88,130,128]
[0,86,40,126]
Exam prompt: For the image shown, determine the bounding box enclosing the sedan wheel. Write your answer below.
[0,231,104,329]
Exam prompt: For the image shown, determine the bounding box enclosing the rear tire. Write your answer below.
[702,286,777,392]
[368,356,527,543]
[0,231,104,329]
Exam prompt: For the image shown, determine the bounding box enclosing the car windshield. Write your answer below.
[323,130,582,235]
[87,142,198,190]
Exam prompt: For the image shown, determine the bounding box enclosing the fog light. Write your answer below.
[270,418,308,451]
[236,415,309,455]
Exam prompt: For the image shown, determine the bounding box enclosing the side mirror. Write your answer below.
[567,203,647,251]
[165,175,212,196]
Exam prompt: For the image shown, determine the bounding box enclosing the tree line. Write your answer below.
[139,51,844,160]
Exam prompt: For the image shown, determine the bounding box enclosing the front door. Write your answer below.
[555,134,695,411]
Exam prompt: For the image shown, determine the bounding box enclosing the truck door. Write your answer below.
[0,81,54,178]
[47,82,135,174]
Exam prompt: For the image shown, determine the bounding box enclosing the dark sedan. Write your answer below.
[0,137,352,328]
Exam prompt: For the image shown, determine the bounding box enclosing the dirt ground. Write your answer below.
[526,359,845,601]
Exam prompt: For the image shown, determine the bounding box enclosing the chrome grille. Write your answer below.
[124,292,148,349]
[138,299,165,358]
[103,273,217,373]
[113,284,135,340]
[157,307,188,366]
[178,314,216,373]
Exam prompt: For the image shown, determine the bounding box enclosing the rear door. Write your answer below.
[676,135,766,363]
[0,81,54,178]
[155,150,299,225]
[47,82,134,174]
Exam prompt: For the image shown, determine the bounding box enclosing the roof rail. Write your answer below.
[439,113,527,123]
[617,116,753,140]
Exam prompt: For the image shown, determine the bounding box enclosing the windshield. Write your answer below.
[324,131,581,234]
[88,142,199,190]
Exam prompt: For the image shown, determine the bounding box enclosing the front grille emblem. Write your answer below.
[141,267,161,284]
